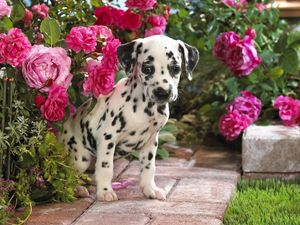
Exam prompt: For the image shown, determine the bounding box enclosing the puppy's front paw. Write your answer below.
[142,185,166,200]
[97,189,118,202]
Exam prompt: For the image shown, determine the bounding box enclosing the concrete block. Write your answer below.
[242,125,300,173]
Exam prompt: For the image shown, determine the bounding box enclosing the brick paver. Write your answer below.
[24,144,241,225]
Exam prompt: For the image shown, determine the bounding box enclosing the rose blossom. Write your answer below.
[35,95,46,108]
[41,85,69,122]
[101,38,121,70]
[245,27,256,39]
[219,110,250,141]
[32,3,49,19]
[23,9,33,27]
[0,28,32,67]
[65,26,97,53]
[122,10,142,31]
[255,3,267,12]
[144,27,164,37]
[110,8,126,29]
[89,25,113,40]
[0,0,11,19]
[221,0,247,9]
[213,31,240,62]
[126,0,157,11]
[226,36,261,76]
[273,96,300,126]
[0,33,5,64]
[22,45,72,92]
[94,6,114,26]
[147,15,167,28]
[227,91,262,123]
[83,59,115,97]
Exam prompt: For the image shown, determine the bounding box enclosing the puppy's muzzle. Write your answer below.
[153,87,172,103]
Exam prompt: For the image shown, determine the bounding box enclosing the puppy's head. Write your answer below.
[117,35,199,104]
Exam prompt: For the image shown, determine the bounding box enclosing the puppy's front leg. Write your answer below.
[139,133,166,200]
[95,137,118,201]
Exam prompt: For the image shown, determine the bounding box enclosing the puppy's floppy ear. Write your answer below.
[178,41,199,80]
[117,40,141,74]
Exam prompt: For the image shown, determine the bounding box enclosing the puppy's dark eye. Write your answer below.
[142,64,155,75]
[170,65,181,75]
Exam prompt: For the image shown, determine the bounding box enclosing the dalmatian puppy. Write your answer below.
[60,35,199,201]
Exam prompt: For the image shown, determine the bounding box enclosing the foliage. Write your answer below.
[0,0,177,223]
[224,179,300,225]
[0,95,82,224]
[167,0,300,142]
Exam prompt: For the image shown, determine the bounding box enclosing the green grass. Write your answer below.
[223,179,300,225]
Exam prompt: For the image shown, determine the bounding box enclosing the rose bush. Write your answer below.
[167,0,300,142]
[0,1,173,223]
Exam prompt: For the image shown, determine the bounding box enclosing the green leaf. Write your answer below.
[178,9,188,18]
[10,1,25,23]
[91,0,104,7]
[40,18,61,46]
[156,147,169,159]
[159,132,176,143]
[115,71,127,83]
[0,16,13,32]
[279,48,299,75]
[161,123,177,133]
[274,33,287,53]
[269,66,284,80]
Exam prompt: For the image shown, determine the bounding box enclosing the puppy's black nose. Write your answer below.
[153,87,171,101]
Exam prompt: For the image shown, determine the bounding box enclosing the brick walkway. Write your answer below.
[21,144,241,225]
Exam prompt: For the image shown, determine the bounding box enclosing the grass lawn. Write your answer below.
[223,179,300,225]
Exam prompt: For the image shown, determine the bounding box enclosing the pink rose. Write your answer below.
[22,45,72,92]
[110,8,126,29]
[245,27,256,39]
[273,96,300,126]
[221,0,247,9]
[32,3,49,19]
[41,85,69,122]
[144,27,164,37]
[226,36,261,76]
[0,0,11,18]
[227,91,262,123]
[255,3,267,12]
[213,31,240,62]
[35,95,46,108]
[101,38,121,71]
[147,15,167,28]
[65,26,97,53]
[94,6,114,26]
[83,60,115,98]
[88,25,113,40]
[23,9,33,28]
[122,10,142,31]
[219,110,250,141]
[0,34,5,64]
[126,0,157,11]
[0,28,31,67]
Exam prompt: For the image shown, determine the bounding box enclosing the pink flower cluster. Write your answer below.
[65,25,113,54]
[213,28,261,76]
[219,91,262,140]
[221,0,267,11]
[126,0,157,11]
[0,28,32,67]
[94,6,142,31]
[0,0,11,19]
[273,96,300,126]
[83,37,121,97]
[22,45,72,92]
[145,15,167,37]
[32,3,49,19]
[40,85,69,122]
